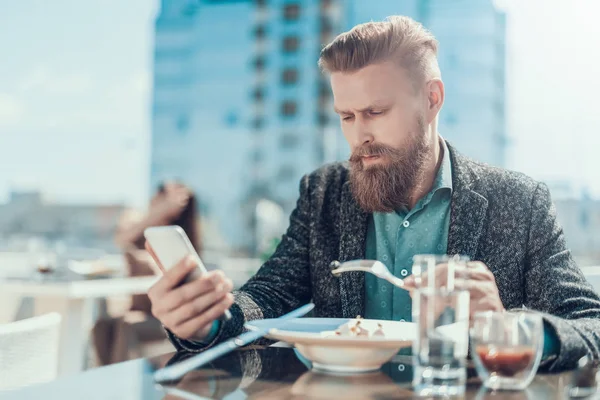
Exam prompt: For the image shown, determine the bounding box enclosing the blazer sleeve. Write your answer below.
[524,182,600,371]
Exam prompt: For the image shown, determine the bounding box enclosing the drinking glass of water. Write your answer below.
[411,254,471,397]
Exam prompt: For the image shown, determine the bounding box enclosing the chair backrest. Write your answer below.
[0,313,62,391]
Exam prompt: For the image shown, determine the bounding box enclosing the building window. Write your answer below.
[248,182,270,200]
[253,56,266,71]
[320,17,333,33]
[176,115,189,134]
[277,165,296,182]
[495,67,504,86]
[281,101,298,117]
[252,87,265,102]
[282,36,300,53]
[280,132,299,150]
[251,149,264,163]
[283,4,300,21]
[320,0,333,10]
[317,112,328,126]
[281,68,299,84]
[319,80,330,95]
[318,81,331,105]
[252,117,265,130]
[254,25,267,39]
[182,3,198,16]
[320,16,333,40]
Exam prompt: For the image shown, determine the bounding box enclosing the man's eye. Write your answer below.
[342,115,354,121]
[369,110,383,116]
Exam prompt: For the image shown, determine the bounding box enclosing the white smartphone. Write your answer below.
[144,225,231,321]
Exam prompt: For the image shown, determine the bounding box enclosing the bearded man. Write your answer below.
[146,16,600,372]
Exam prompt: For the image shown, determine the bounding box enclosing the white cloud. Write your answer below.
[0,94,24,127]
[103,70,150,130]
[18,66,94,95]
[7,68,150,133]
[107,70,150,101]
[18,66,49,92]
[131,70,150,96]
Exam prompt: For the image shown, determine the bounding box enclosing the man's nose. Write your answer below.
[355,121,374,148]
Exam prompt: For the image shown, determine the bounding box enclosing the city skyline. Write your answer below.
[1,0,600,209]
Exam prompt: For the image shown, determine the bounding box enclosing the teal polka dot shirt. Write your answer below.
[364,139,453,324]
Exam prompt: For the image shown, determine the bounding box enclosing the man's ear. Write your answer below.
[425,79,444,124]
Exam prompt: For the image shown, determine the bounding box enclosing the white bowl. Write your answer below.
[246,318,416,373]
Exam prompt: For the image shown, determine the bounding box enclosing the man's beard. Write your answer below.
[349,116,431,213]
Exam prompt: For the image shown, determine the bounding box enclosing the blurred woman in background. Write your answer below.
[92,182,201,366]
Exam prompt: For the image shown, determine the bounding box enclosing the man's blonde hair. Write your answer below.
[319,16,440,84]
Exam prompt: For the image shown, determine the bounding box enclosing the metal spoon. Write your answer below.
[330,259,406,289]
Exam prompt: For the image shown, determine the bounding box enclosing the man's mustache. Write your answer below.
[349,143,401,163]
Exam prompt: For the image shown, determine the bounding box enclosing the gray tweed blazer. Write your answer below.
[168,144,600,372]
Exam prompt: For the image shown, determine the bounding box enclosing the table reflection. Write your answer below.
[157,347,307,399]
[156,347,420,399]
[152,347,564,400]
[291,370,412,399]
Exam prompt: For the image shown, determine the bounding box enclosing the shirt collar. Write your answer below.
[433,137,453,194]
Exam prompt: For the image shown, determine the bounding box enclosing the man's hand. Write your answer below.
[404,261,504,318]
[147,249,234,341]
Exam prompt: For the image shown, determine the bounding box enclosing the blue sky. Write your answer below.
[0,0,599,207]
[0,0,154,206]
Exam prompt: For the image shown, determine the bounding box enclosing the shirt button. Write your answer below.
[403,221,410,228]
[399,318,406,322]
[400,269,408,277]
[398,364,406,372]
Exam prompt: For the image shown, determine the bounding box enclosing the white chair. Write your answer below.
[0,313,62,391]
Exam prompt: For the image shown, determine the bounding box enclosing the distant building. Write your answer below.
[151,0,254,249]
[0,191,125,252]
[151,0,507,252]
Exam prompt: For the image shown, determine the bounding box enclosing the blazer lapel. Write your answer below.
[446,145,489,260]
[338,180,369,318]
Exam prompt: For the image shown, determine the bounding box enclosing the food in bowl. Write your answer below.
[322,316,386,338]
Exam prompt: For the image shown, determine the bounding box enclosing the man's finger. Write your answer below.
[455,267,495,282]
[455,280,497,300]
[172,294,234,339]
[404,263,452,289]
[149,255,196,295]
[155,271,232,314]
[163,289,231,327]
[470,296,504,317]
[466,261,489,271]
[405,262,494,289]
